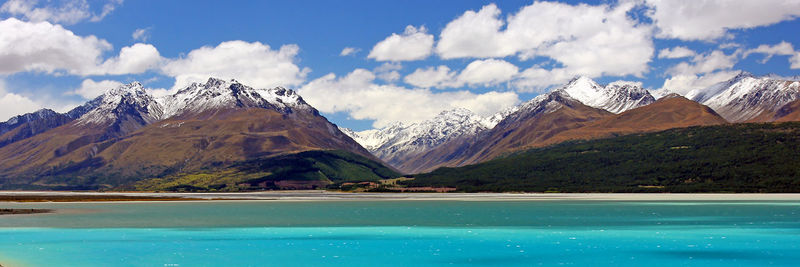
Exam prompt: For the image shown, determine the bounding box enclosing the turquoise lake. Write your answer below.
[1,200,799,266]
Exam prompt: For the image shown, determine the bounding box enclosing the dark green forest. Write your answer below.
[403,122,800,193]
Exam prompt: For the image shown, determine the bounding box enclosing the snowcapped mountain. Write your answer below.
[159,78,310,118]
[687,72,800,122]
[71,78,315,130]
[556,76,656,114]
[341,108,494,171]
[1,109,61,135]
[0,78,380,190]
[76,82,163,126]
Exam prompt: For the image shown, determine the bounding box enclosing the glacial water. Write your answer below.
[1,200,799,266]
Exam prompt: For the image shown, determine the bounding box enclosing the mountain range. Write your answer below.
[0,78,384,190]
[343,73,799,173]
[1,73,799,190]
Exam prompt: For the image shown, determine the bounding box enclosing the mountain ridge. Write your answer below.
[0,78,385,190]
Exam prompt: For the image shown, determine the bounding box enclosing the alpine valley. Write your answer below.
[1,73,800,192]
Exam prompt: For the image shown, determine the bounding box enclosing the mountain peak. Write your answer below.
[556,77,654,114]
[76,82,162,128]
[699,72,800,122]
[567,75,595,85]
[103,82,146,97]
[161,78,310,119]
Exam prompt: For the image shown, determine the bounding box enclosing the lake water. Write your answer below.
[1,200,799,266]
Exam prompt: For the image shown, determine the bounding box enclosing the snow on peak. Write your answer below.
[159,78,310,118]
[341,107,495,164]
[699,73,800,122]
[556,76,655,114]
[76,82,162,125]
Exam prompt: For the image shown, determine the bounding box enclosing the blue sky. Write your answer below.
[1,0,800,130]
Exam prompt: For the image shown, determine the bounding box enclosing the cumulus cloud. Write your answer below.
[667,50,738,76]
[436,2,653,91]
[339,47,360,56]
[0,18,161,76]
[660,71,740,96]
[513,67,575,93]
[0,0,122,25]
[404,65,458,89]
[658,46,696,59]
[94,43,162,75]
[373,62,402,82]
[162,40,310,90]
[132,27,150,42]
[645,0,800,41]
[0,18,111,75]
[744,41,796,64]
[436,4,510,59]
[0,80,42,121]
[68,79,122,99]
[368,25,434,61]
[456,59,518,87]
[299,69,519,128]
[403,59,518,89]
[792,53,800,70]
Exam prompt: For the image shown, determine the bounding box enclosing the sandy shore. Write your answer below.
[1,191,800,202]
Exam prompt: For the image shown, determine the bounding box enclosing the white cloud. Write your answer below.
[513,67,575,93]
[68,79,122,99]
[0,18,160,76]
[0,92,43,122]
[0,79,42,121]
[0,18,111,75]
[744,41,796,64]
[660,71,739,95]
[436,2,653,91]
[792,53,800,69]
[404,65,457,89]
[339,47,360,56]
[658,46,696,59]
[0,0,122,25]
[92,43,162,75]
[132,27,150,42]
[645,0,800,41]
[374,62,402,82]
[368,25,434,61]
[90,0,123,22]
[667,50,738,76]
[298,69,519,128]
[436,4,510,59]
[162,40,310,90]
[456,59,518,87]
[403,59,518,89]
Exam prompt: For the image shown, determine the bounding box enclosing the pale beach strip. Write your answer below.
[2,191,800,202]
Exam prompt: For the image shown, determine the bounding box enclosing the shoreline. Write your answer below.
[0,208,53,215]
[2,191,800,202]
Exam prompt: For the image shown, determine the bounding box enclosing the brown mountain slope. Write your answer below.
[404,94,728,174]
[749,99,800,122]
[403,92,612,173]
[0,107,372,188]
[550,94,728,144]
[775,99,800,122]
[0,106,371,188]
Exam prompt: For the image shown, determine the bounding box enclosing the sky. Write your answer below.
[1,0,800,131]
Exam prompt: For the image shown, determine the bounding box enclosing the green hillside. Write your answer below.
[133,150,401,192]
[404,122,800,193]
